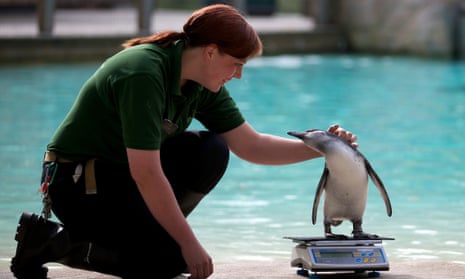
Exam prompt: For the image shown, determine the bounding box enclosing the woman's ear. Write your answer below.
[204,44,218,60]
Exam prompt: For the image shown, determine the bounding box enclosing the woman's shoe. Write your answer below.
[10,212,123,278]
[10,212,63,279]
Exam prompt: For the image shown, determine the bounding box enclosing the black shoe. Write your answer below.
[10,212,63,279]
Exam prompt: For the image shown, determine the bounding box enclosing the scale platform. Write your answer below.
[285,236,395,278]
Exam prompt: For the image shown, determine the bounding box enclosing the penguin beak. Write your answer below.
[287,131,304,139]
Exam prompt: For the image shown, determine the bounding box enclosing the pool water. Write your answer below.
[1,54,465,270]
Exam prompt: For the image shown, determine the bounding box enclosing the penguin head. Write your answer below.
[288,129,332,154]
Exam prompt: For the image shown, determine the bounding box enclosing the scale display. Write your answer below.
[310,246,387,269]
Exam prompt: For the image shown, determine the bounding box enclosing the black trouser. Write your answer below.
[46,131,229,278]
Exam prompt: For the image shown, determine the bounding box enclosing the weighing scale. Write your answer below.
[285,236,394,278]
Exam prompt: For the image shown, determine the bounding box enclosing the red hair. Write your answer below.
[122,4,263,59]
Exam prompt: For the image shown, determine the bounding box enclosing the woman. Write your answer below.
[10,4,357,279]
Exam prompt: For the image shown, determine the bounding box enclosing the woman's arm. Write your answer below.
[221,122,357,165]
[126,148,213,279]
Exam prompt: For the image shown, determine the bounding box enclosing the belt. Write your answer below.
[44,151,73,163]
[44,151,97,195]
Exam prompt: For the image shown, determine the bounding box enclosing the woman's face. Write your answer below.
[201,45,246,92]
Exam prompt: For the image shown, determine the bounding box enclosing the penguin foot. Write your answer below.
[325,233,349,240]
[353,231,379,239]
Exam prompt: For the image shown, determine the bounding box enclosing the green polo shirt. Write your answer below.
[47,41,245,163]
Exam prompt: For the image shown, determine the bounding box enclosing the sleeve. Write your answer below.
[114,74,166,150]
[195,86,245,133]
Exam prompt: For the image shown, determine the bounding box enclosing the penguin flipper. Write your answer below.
[365,159,392,217]
[312,166,329,224]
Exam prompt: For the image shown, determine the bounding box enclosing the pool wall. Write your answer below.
[1,0,465,63]
[0,30,346,64]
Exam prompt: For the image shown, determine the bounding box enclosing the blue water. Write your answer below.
[1,55,465,270]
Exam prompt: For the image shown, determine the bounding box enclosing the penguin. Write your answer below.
[288,129,392,239]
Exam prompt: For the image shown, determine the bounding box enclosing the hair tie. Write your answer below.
[180,32,189,41]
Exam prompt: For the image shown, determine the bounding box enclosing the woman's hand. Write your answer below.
[182,239,213,279]
[327,124,358,148]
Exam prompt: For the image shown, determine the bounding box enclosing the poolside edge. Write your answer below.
[0,260,464,278]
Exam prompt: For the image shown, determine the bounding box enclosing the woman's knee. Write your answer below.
[161,131,230,194]
[187,131,229,193]
[197,131,229,166]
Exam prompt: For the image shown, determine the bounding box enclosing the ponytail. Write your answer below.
[122,31,187,49]
[122,4,262,59]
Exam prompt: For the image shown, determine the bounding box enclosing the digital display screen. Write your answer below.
[319,252,353,258]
